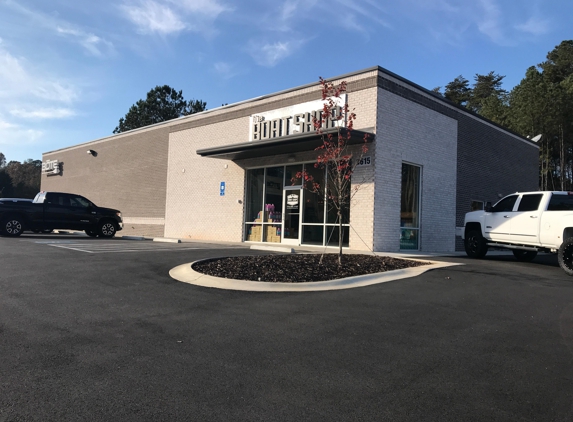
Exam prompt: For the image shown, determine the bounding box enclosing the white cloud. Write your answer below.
[0,45,79,126]
[10,108,76,119]
[120,1,186,34]
[56,27,115,57]
[280,0,319,23]
[2,0,115,57]
[0,119,43,146]
[476,0,510,45]
[171,0,232,16]
[0,58,79,103]
[31,82,78,104]
[120,0,231,35]
[337,0,391,29]
[515,16,550,35]
[0,48,28,91]
[214,62,239,79]
[276,0,389,32]
[401,0,551,47]
[249,39,305,67]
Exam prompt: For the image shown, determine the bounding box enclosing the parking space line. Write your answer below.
[16,237,245,253]
[47,243,202,253]
[50,244,96,253]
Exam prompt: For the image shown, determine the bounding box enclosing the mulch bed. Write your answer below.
[191,254,429,283]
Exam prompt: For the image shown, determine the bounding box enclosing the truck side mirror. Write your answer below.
[485,202,492,212]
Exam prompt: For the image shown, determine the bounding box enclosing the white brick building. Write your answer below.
[41,66,539,252]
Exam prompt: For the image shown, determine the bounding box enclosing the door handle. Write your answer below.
[503,215,510,218]
[530,215,538,218]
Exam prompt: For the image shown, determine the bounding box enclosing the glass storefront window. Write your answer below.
[264,166,283,225]
[325,225,349,248]
[246,168,265,223]
[302,164,324,224]
[302,225,323,246]
[245,165,350,248]
[400,163,421,250]
[326,166,350,224]
[286,164,303,186]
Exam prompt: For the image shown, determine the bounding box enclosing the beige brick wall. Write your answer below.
[374,88,458,252]
[164,83,379,248]
[346,87,377,251]
[42,127,170,236]
[165,119,248,241]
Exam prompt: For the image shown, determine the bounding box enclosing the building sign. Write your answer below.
[356,156,372,167]
[220,181,226,196]
[249,95,346,142]
[287,193,299,210]
[42,160,60,175]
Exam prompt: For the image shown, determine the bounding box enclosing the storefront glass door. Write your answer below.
[282,188,302,244]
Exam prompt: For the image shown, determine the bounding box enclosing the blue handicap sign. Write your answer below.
[220,182,225,196]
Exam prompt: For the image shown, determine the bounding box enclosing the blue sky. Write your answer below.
[0,0,571,163]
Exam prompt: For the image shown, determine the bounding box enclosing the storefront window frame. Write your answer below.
[400,162,422,251]
[244,162,350,248]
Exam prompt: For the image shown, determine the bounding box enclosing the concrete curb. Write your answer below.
[121,236,146,241]
[153,237,181,243]
[169,258,463,292]
[250,245,295,253]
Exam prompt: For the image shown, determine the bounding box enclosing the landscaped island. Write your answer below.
[192,254,429,283]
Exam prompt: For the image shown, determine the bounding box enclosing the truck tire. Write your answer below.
[1,216,25,237]
[512,250,538,262]
[98,220,118,238]
[558,238,573,276]
[464,229,488,258]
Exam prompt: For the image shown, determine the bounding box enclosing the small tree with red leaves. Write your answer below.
[294,77,369,265]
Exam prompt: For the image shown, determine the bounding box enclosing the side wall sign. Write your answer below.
[42,160,60,175]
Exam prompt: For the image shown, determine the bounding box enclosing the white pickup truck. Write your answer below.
[461,191,573,275]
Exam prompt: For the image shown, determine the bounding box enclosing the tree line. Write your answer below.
[433,40,573,191]
[0,152,41,198]
[113,85,206,134]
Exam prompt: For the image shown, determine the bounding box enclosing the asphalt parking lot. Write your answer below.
[1,234,573,421]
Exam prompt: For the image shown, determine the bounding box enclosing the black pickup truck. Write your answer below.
[0,192,123,238]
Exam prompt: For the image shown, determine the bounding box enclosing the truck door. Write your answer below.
[43,193,68,228]
[67,195,97,229]
[44,193,93,230]
[509,193,544,244]
[484,194,518,241]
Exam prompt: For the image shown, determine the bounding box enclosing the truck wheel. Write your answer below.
[558,238,573,276]
[98,220,117,238]
[1,217,25,237]
[464,229,488,258]
[512,250,538,262]
[85,229,98,237]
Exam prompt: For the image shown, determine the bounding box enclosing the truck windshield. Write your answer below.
[33,192,46,203]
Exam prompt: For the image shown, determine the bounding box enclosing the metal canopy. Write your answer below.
[196,128,374,161]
